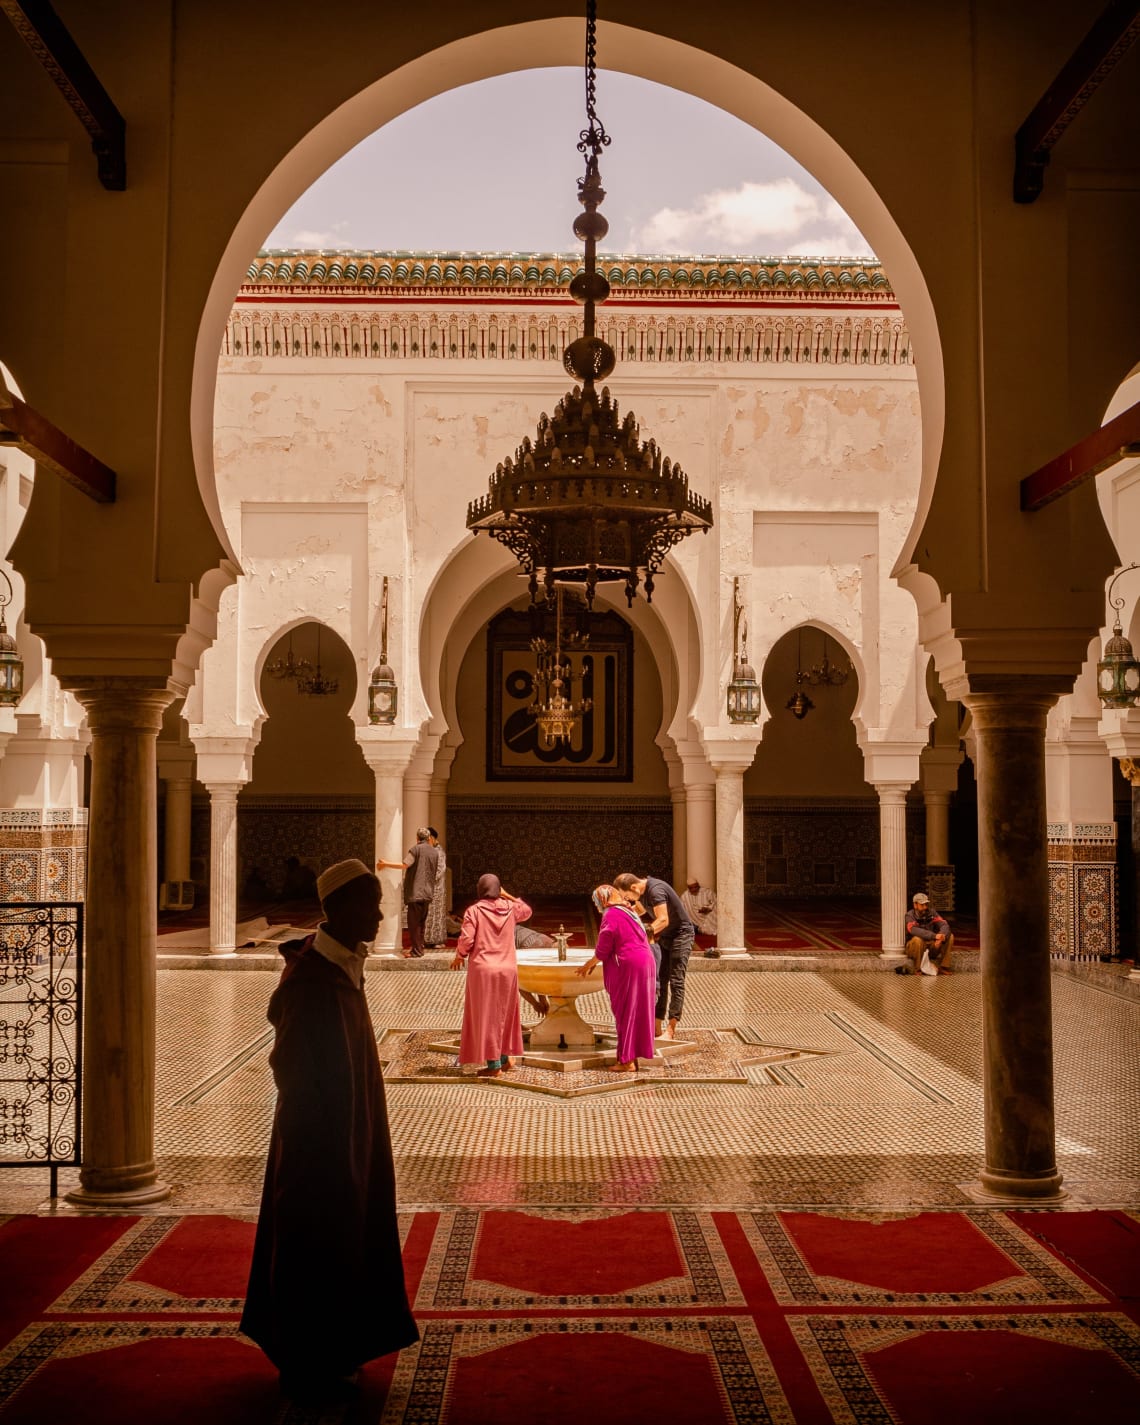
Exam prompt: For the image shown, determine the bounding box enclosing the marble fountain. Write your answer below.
[514,930,695,1071]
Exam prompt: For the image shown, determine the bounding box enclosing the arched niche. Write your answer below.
[747,623,867,798]
[248,620,368,796]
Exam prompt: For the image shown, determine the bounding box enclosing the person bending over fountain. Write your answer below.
[576,884,657,1072]
[451,874,532,1077]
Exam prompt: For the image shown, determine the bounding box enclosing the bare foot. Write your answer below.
[606,1061,637,1072]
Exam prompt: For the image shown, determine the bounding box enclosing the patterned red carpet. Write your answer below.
[1,1207,1137,1422]
[744,901,980,954]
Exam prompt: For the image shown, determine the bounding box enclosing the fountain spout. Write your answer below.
[554,924,570,962]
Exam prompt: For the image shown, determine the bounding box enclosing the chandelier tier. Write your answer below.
[529,586,592,748]
[465,0,712,608]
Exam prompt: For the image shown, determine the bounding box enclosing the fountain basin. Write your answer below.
[516,946,605,1048]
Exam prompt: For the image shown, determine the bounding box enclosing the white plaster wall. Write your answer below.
[203,344,926,779]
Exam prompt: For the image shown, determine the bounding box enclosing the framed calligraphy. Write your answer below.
[486,608,633,781]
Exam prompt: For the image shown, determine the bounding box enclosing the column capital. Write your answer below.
[202,780,242,800]
[63,677,178,734]
[191,731,259,785]
[1099,705,1140,761]
[871,781,912,805]
[356,727,420,774]
[962,685,1060,731]
[920,745,963,794]
[701,732,760,773]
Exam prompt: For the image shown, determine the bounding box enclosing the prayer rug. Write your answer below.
[1,1207,1138,1424]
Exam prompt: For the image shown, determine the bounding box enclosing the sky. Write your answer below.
[264,69,873,260]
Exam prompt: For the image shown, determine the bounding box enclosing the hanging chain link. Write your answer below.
[578,0,610,156]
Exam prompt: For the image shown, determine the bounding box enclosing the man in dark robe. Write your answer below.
[241,858,418,1402]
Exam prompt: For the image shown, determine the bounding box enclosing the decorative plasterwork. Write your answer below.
[224,306,911,367]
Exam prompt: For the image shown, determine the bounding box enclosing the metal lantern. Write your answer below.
[0,570,23,707]
[727,661,761,723]
[368,661,398,724]
[368,576,398,723]
[1098,565,1140,708]
[726,578,761,723]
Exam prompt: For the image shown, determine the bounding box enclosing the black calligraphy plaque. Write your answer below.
[487,608,633,781]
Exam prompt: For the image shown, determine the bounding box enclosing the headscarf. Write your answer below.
[591,884,616,916]
[476,873,502,900]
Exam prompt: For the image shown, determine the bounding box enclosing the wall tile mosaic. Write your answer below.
[1048,827,1116,961]
[0,811,88,901]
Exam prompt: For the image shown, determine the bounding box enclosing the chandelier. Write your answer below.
[465,0,713,609]
[529,586,592,747]
[296,624,339,697]
[266,629,313,683]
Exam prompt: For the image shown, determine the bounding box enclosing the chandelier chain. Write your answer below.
[578,0,610,157]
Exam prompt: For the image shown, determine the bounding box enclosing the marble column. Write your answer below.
[65,679,175,1206]
[204,783,241,955]
[968,689,1064,1199]
[706,742,756,955]
[163,776,193,886]
[670,785,687,888]
[685,782,716,889]
[357,732,418,953]
[874,783,910,957]
[924,791,950,866]
[403,766,432,844]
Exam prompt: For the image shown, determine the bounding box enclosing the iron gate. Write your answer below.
[0,902,82,1197]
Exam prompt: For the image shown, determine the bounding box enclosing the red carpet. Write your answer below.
[1,1208,1137,1422]
[745,901,981,955]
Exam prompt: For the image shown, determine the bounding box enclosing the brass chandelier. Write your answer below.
[465,0,713,609]
[529,586,592,747]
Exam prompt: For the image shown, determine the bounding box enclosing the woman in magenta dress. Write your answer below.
[450,873,531,1078]
[577,883,657,1072]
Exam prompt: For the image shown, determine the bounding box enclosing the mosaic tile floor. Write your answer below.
[3,968,1137,1215]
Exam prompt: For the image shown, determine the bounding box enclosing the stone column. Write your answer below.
[204,783,241,954]
[874,783,911,958]
[967,688,1064,1199]
[705,740,758,955]
[920,746,963,911]
[65,679,176,1207]
[358,731,418,952]
[163,776,193,885]
[670,785,687,888]
[403,764,433,844]
[685,782,716,889]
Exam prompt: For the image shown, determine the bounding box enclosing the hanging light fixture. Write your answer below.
[529,586,592,747]
[800,630,851,687]
[297,624,339,697]
[726,577,761,723]
[1097,562,1140,707]
[0,569,24,707]
[785,628,815,719]
[267,630,313,684]
[368,576,398,724]
[465,0,712,609]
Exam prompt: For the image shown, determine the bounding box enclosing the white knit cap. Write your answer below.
[316,858,373,903]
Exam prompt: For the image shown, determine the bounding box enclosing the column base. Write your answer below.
[878,950,906,961]
[208,947,238,957]
[968,1166,1066,1203]
[66,1164,172,1208]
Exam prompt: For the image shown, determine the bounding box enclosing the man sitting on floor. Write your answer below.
[899,892,954,976]
[680,875,719,957]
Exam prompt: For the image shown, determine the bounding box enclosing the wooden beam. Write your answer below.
[1020,401,1140,511]
[1013,0,1140,203]
[0,0,125,190]
[0,380,116,503]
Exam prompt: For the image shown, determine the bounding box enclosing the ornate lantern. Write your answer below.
[0,570,24,707]
[1097,563,1140,708]
[368,577,398,724]
[726,577,761,723]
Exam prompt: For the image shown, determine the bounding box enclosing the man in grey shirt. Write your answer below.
[377,827,439,958]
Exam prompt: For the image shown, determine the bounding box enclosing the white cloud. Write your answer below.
[629,178,874,258]
[265,221,352,250]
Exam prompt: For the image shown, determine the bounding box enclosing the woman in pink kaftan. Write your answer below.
[450,873,531,1077]
[576,884,658,1071]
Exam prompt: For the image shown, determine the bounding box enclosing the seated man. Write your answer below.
[680,875,719,957]
[900,892,954,976]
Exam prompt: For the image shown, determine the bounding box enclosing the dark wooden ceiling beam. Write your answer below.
[0,379,116,503]
[1014,0,1140,203]
[0,0,125,189]
[1020,401,1140,511]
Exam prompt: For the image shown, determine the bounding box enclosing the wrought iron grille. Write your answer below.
[0,903,82,1196]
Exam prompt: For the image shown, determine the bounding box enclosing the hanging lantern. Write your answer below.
[726,577,761,723]
[1097,564,1140,708]
[0,570,23,708]
[368,576,398,724]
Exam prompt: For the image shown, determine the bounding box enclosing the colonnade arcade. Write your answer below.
[2,7,1135,1218]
